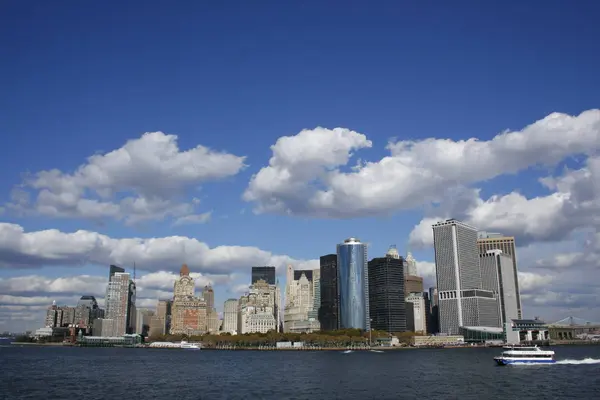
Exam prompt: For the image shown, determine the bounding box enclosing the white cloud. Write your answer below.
[0,222,317,276]
[7,132,246,224]
[172,212,212,226]
[244,110,600,218]
[408,153,600,249]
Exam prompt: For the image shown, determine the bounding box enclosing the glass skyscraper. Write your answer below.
[337,238,370,330]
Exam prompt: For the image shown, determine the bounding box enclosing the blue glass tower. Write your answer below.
[337,237,370,330]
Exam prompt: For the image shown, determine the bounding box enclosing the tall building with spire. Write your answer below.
[170,264,207,335]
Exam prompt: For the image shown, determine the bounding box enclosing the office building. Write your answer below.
[480,250,520,326]
[105,270,134,337]
[477,233,522,319]
[251,266,276,285]
[284,266,320,333]
[368,246,406,333]
[337,237,370,330]
[428,287,439,334]
[223,299,239,334]
[318,254,339,331]
[135,309,155,336]
[406,292,427,333]
[432,219,500,335]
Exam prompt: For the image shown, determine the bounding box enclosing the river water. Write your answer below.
[1,344,599,399]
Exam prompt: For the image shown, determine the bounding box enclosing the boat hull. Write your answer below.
[494,357,555,366]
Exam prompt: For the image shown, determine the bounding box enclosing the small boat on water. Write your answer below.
[180,341,200,350]
[494,345,555,365]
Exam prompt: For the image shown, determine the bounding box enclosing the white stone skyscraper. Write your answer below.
[223,298,239,334]
[432,219,500,335]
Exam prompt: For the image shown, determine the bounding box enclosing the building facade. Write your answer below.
[284,266,320,333]
[223,298,239,334]
[477,233,522,319]
[170,264,208,335]
[432,219,499,335]
[319,254,339,331]
[368,247,406,333]
[480,250,520,326]
[406,293,427,333]
[251,266,276,285]
[105,271,133,337]
[337,238,370,330]
[238,279,278,334]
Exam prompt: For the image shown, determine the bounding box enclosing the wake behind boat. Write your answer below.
[494,345,555,365]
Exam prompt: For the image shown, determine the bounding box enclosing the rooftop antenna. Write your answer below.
[133,261,137,283]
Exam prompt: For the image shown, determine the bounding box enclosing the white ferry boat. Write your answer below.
[494,345,555,365]
[180,341,200,350]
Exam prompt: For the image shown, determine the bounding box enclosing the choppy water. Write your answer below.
[1,344,600,399]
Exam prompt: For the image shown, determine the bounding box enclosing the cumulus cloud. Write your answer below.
[408,153,600,249]
[6,132,246,225]
[0,222,317,274]
[244,110,600,218]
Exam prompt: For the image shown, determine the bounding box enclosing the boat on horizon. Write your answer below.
[180,340,200,350]
[494,345,555,365]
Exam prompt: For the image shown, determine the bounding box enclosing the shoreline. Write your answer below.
[8,341,599,350]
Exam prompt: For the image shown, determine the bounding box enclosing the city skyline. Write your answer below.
[2,2,600,331]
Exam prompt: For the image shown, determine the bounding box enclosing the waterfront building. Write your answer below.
[223,298,239,334]
[480,250,520,326]
[405,274,424,297]
[45,301,59,327]
[337,237,370,330]
[318,254,339,331]
[406,292,427,333]
[203,285,219,333]
[170,264,208,335]
[477,233,522,319]
[105,271,134,337]
[238,279,278,334]
[368,246,407,333]
[284,266,320,333]
[307,268,320,322]
[432,219,500,335]
[149,299,171,337]
[251,266,276,285]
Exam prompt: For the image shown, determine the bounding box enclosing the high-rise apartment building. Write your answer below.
[477,233,522,319]
[223,298,239,333]
[105,271,133,336]
[319,254,339,331]
[251,266,276,285]
[337,238,370,330]
[480,250,520,326]
[109,265,125,278]
[432,219,500,335]
[368,247,406,333]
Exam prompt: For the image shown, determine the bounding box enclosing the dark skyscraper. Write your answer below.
[251,266,276,285]
[109,265,125,278]
[368,247,406,333]
[319,254,339,331]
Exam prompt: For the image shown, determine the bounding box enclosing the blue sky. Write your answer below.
[1,0,600,331]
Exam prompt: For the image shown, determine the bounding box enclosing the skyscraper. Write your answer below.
[109,265,125,278]
[223,298,239,334]
[105,271,132,336]
[480,250,520,326]
[337,238,370,331]
[477,233,522,319]
[432,219,500,335]
[318,254,339,331]
[368,246,406,333]
[251,266,276,285]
